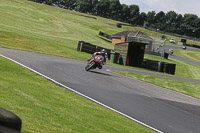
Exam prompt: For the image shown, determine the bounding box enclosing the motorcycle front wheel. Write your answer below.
[85,61,95,71]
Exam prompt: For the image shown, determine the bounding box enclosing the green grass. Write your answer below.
[0,57,154,133]
[113,71,200,99]
[0,0,199,60]
[0,0,199,79]
[0,0,199,131]
[174,49,200,62]
[0,0,117,60]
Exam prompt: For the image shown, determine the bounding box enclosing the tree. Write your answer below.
[166,11,177,24]
[175,14,183,34]
[46,0,76,10]
[180,14,200,37]
[120,4,130,22]
[109,0,122,20]
[146,11,156,27]
[76,0,91,13]
[155,11,166,23]
[96,0,110,18]
[90,0,99,15]
[154,11,166,30]
[128,5,140,25]
[138,12,147,26]
[63,0,77,10]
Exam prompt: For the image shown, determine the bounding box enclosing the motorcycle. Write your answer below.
[169,50,174,55]
[85,55,104,71]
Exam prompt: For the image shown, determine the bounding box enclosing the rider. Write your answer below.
[88,49,108,69]
[169,49,174,55]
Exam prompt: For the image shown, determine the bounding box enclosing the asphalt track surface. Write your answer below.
[1,47,200,133]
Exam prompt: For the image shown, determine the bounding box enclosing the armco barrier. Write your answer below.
[77,41,112,59]
[116,23,134,28]
[98,31,112,40]
[183,43,200,49]
[193,44,200,48]
[77,41,95,54]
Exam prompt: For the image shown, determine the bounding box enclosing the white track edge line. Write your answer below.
[0,54,163,133]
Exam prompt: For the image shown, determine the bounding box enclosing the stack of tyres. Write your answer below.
[164,63,176,75]
[0,108,22,133]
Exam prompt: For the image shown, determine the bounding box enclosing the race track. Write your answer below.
[153,44,200,66]
[1,47,200,133]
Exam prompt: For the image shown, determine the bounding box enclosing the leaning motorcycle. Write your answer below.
[169,50,174,55]
[85,55,104,71]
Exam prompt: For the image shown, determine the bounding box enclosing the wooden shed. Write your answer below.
[112,30,153,67]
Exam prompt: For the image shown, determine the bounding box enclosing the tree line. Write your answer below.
[31,0,200,38]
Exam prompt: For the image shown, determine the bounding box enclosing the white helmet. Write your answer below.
[101,49,106,54]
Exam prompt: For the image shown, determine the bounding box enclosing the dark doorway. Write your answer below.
[127,43,145,67]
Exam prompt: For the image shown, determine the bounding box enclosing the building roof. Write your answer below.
[112,30,137,37]
[112,30,153,42]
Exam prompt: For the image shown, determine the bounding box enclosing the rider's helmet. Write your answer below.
[101,49,106,55]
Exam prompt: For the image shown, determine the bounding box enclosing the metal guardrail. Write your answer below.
[98,31,112,40]
[183,43,200,49]
[77,41,112,59]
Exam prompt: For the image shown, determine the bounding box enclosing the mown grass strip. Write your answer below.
[0,56,155,133]
[174,49,200,62]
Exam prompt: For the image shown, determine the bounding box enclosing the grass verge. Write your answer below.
[0,56,154,133]
[174,49,200,62]
[113,71,200,99]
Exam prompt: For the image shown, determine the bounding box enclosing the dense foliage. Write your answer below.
[31,0,200,38]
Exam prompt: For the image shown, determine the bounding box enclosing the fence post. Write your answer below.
[80,42,83,52]
[96,46,98,52]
